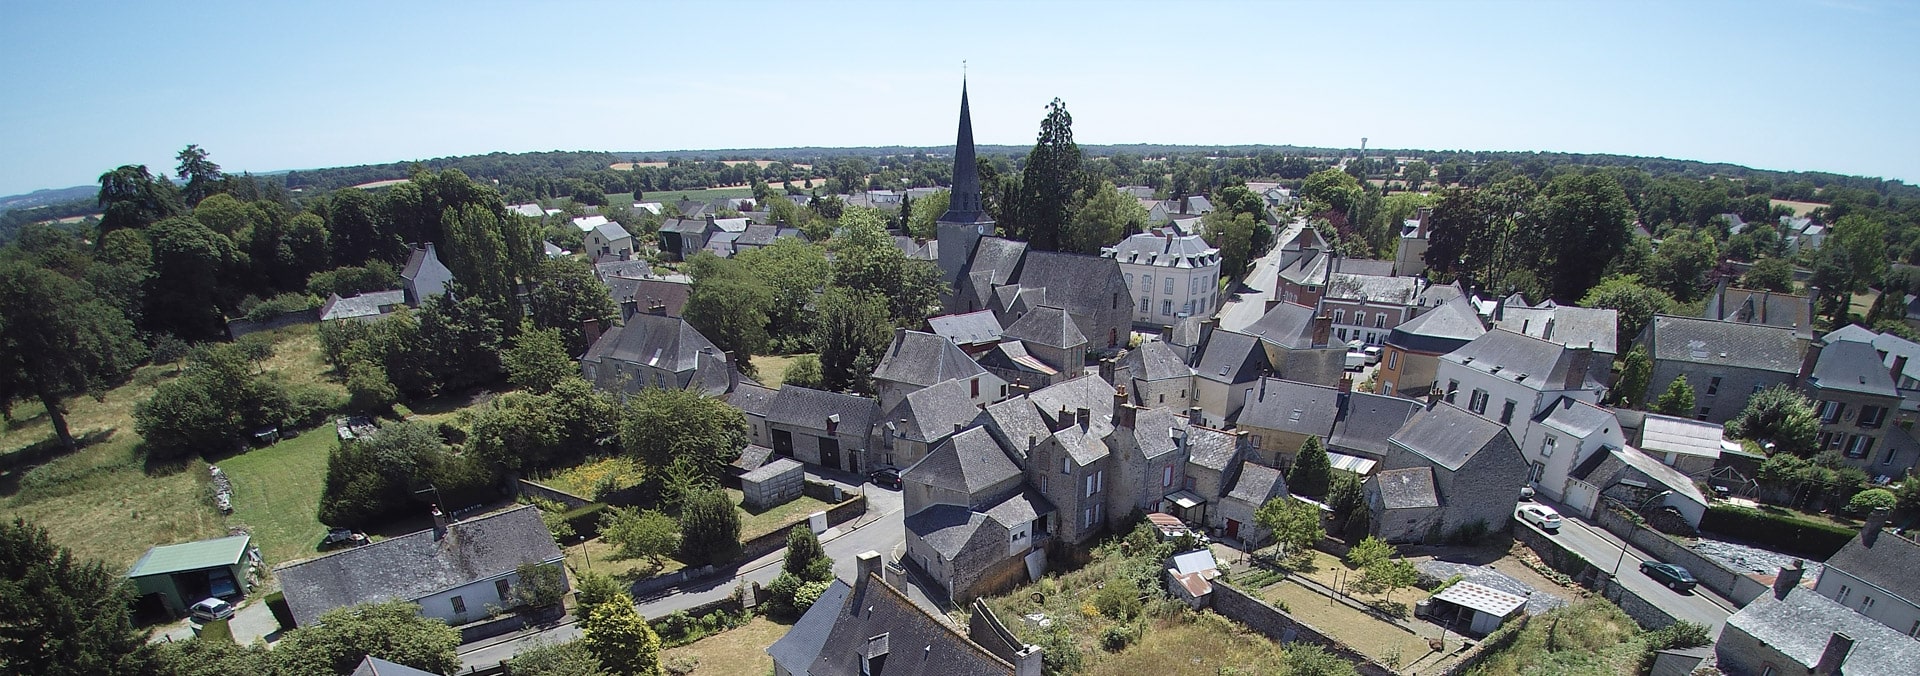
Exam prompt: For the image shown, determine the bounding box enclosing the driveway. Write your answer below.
[149,596,280,645]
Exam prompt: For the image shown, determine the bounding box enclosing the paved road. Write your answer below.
[1521,506,1738,633]
[1216,218,1306,332]
[458,481,907,670]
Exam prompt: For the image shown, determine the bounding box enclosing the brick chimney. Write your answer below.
[647,298,668,316]
[620,298,639,321]
[1114,386,1136,430]
[582,318,604,349]
[431,505,450,541]
[1774,560,1805,599]
[855,550,883,594]
[1098,357,1118,385]
[1311,313,1333,348]
[1813,632,1854,676]
[1338,376,1352,393]
[1864,508,1889,545]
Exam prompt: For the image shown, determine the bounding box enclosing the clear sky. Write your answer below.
[2,0,1916,197]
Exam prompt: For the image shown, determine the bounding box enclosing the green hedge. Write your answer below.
[1700,504,1856,559]
[560,503,609,539]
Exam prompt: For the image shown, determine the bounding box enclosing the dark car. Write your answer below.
[1640,561,1696,592]
[868,467,902,490]
[320,528,368,550]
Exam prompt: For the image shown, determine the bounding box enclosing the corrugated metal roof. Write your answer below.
[128,534,251,579]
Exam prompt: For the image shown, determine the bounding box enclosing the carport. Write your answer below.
[1429,581,1527,636]
[127,534,255,617]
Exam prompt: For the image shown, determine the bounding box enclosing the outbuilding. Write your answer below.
[1430,581,1527,636]
[127,534,256,617]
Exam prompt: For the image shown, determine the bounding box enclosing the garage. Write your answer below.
[127,534,257,618]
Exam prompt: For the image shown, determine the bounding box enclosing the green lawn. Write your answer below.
[748,353,816,390]
[660,615,788,675]
[216,427,336,567]
[729,488,834,542]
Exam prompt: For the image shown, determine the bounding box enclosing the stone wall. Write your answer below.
[1513,522,1684,631]
[737,494,867,562]
[1598,574,1679,630]
[455,604,565,643]
[516,479,593,510]
[227,310,318,339]
[1207,582,1397,676]
[1593,505,1766,605]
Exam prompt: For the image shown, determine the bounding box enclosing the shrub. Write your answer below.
[1646,620,1711,650]
[1099,624,1134,652]
[676,488,741,566]
[1701,504,1855,558]
[559,503,610,539]
[243,293,320,322]
[1847,488,1897,515]
[1092,582,1143,621]
[572,571,625,619]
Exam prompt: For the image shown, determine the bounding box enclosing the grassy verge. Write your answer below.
[659,615,787,675]
[216,427,336,567]
[563,536,686,582]
[1464,599,1648,676]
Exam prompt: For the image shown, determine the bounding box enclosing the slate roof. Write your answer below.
[595,258,653,280]
[349,656,440,676]
[904,505,994,561]
[1103,231,1220,269]
[571,215,610,232]
[975,341,1057,376]
[660,217,710,234]
[1245,302,1320,349]
[1330,393,1422,457]
[713,217,750,233]
[1226,463,1287,505]
[1166,315,1206,349]
[1279,249,1332,288]
[127,535,251,579]
[733,444,775,472]
[400,244,449,283]
[1824,323,1880,345]
[1441,329,1600,391]
[1637,413,1722,459]
[1808,337,1898,397]
[607,277,691,318]
[767,580,853,675]
[928,310,1004,347]
[743,457,805,483]
[1871,330,1920,382]
[1579,447,1710,508]
[1326,273,1420,305]
[1389,402,1510,472]
[1494,303,1619,355]
[583,313,719,373]
[981,397,1051,462]
[1009,251,1125,323]
[1824,528,1920,606]
[811,574,1016,676]
[1375,466,1440,509]
[274,505,563,627]
[1115,407,1185,461]
[1186,426,1240,472]
[1026,376,1117,440]
[1706,286,1813,339]
[1001,305,1086,350]
[1535,396,1618,439]
[319,290,407,322]
[735,224,781,247]
[593,221,632,242]
[872,331,988,389]
[768,385,879,435]
[1237,378,1338,436]
[902,427,1020,497]
[1118,340,1193,385]
[1195,329,1267,383]
[1052,424,1112,466]
[1388,296,1486,354]
[1645,314,1804,374]
[982,488,1053,530]
[1725,586,1920,673]
[888,378,984,444]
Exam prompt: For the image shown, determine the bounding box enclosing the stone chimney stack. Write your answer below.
[1813,632,1854,676]
[1075,407,1090,430]
[1098,357,1118,385]
[582,318,604,349]
[1807,286,1821,335]
[431,505,450,541]
[1864,508,1889,545]
[1799,338,1827,384]
[855,550,883,593]
[892,327,907,356]
[1893,355,1910,386]
[1055,406,1075,432]
[1114,386,1135,430]
[724,351,739,392]
[1774,560,1806,599]
[1565,345,1593,391]
[1312,313,1333,348]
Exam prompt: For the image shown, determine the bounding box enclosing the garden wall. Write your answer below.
[1593,506,1767,605]
[736,493,866,562]
[454,604,565,643]
[226,310,317,339]
[1207,582,1396,676]
[517,479,593,510]
[1513,522,1681,631]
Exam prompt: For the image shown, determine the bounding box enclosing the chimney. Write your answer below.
[1759,289,1772,324]
[1311,313,1333,348]
[1774,560,1805,599]
[1799,338,1826,384]
[1056,406,1075,432]
[1564,345,1593,391]
[1075,407,1090,430]
[724,351,739,392]
[892,327,906,356]
[1338,376,1352,393]
[431,505,450,541]
[1542,317,1555,341]
[1114,386,1136,430]
[620,298,639,321]
[855,550,883,593]
[1864,508,1889,545]
[648,299,667,316]
[582,318,603,349]
[1098,357,1118,385]
[1813,632,1854,676]
[1425,388,1442,410]
[1188,406,1205,426]
[1807,285,1821,332]
[1893,355,1909,386]
[1203,316,1221,345]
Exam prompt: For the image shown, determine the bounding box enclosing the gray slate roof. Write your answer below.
[982,488,1053,530]
[1103,231,1220,269]
[1119,340,1193,385]
[1237,378,1339,436]
[872,331,988,389]
[1114,407,1185,461]
[593,221,632,241]
[319,290,407,322]
[1026,376,1117,440]
[349,656,440,676]
[1245,302,1320,349]
[1010,251,1126,324]
[726,382,776,417]
[981,397,1051,462]
[607,277,691,317]
[1330,393,1422,457]
[1824,529,1920,607]
[767,580,852,674]
[660,217,710,234]
[1001,305,1086,349]
[976,341,1057,376]
[733,444,774,472]
[1494,303,1619,355]
[928,310,1004,347]
[768,385,879,435]
[1186,426,1240,472]
[1441,329,1600,391]
[583,313,719,373]
[1326,273,1420,305]
[1389,402,1510,472]
[1646,314,1804,374]
[1166,315,1206,350]
[888,378,985,444]
[1535,396,1617,439]
[1226,463,1287,505]
[1389,296,1486,353]
[1375,467,1440,509]
[595,258,652,280]
[812,573,1015,676]
[1706,286,1813,339]
[1195,329,1267,383]
[902,426,1019,497]
[1809,337,1899,397]
[904,505,994,560]
[1725,586,1920,673]
[274,505,562,627]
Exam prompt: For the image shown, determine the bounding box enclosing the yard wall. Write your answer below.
[516,479,593,510]
[1593,505,1767,605]
[454,604,565,643]
[1436,615,1528,676]
[1208,582,1396,676]
[227,310,318,339]
[1512,522,1681,631]
[1597,574,1679,630]
[802,478,846,503]
[736,493,866,563]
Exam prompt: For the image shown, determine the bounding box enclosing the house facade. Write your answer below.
[1813,512,1920,637]
[1103,229,1221,327]
[1637,314,1805,423]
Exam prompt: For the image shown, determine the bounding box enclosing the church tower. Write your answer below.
[936,80,995,287]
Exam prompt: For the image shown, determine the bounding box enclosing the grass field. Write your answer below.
[564,535,686,582]
[748,353,816,390]
[216,427,335,567]
[1770,199,1828,218]
[604,187,755,210]
[730,488,834,542]
[1262,579,1434,666]
[660,615,788,675]
[1463,599,1647,676]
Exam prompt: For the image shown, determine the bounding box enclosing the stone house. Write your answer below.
[1637,314,1805,423]
[1813,511,1920,638]
[1180,425,1246,531]
[997,305,1088,378]
[1367,401,1530,543]
[726,382,777,447]
[1719,566,1920,676]
[1110,338,1195,411]
[1368,467,1441,543]
[1103,228,1222,327]
[766,385,881,473]
[1376,294,1485,399]
[870,329,1006,413]
[1191,328,1273,428]
[1243,301,1345,386]
[1434,329,1605,437]
[1704,282,1816,342]
[583,221,634,261]
[900,427,1052,605]
[1215,463,1287,545]
[580,313,735,396]
[878,377,984,471]
[1234,377,1340,468]
[1803,336,1912,472]
[767,554,1028,676]
[400,242,453,306]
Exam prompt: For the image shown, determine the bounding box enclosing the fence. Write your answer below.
[1207,582,1398,676]
[1593,505,1767,605]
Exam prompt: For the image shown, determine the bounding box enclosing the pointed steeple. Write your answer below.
[940,79,989,224]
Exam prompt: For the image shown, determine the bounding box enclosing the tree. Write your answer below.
[782,354,824,389]
[175,144,226,207]
[1613,346,1652,409]
[1288,437,1332,498]
[1741,257,1795,293]
[510,562,569,610]
[144,216,238,340]
[1847,488,1897,515]
[271,601,460,676]
[829,208,944,326]
[345,360,399,413]
[677,488,742,566]
[905,188,950,239]
[814,288,892,394]
[135,343,294,460]
[1344,536,1392,571]
[154,636,275,676]
[1362,557,1419,604]
[1063,181,1146,254]
[784,525,834,582]
[1326,473,1367,540]
[600,507,679,568]
[1726,385,1819,457]
[1654,375,1696,416]
[572,571,627,619]
[0,261,147,450]
[1402,160,1432,191]
[1649,229,1719,302]
[1301,169,1362,217]
[617,388,748,479]
[1538,172,1635,301]
[96,164,181,239]
[682,253,772,370]
[1580,274,1675,350]
[1203,210,1258,280]
[580,593,662,676]
[529,259,618,355]
[1255,497,1324,560]
[0,518,158,675]
[506,639,608,676]
[1012,98,1083,251]
[735,237,831,346]
[416,290,506,391]
[504,326,576,393]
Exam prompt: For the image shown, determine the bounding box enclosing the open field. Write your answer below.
[215,427,335,567]
[612,160,811,171]
[352,178,409,190]
[660,615,788,675]
[604,187,755,210]
[1261,579,1434,666]
[1770,199,1827,217]
[564,535,686,581]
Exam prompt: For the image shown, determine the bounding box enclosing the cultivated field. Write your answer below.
[1770,199,1827,217]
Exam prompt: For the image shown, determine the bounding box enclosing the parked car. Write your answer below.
[1517,504,1562,531]
[1344,350,1366,370]
[1362,345,1382,365]
[190,597,235,622]
[868,466,902,490]
[320,528,368,550]
[1640,561,1697,592]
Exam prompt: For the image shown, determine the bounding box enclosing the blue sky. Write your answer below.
[2,0,1916,197]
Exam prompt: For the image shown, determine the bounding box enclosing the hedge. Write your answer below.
[1700,504,1856,559]
[560,503,610,539]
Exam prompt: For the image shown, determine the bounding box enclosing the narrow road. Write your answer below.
[1216,217,1305,332]
[1522,508,1738,633]
[457,484,906,670]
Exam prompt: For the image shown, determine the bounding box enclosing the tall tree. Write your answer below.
[0,518,158,675]
[1580,275,1675,350]
[579,593,662,676]
[0,261,147,450]
[1654,375,1697,416]
[1538,172,1635,301]
[1204,211,1258,280]
[503,326,576,393]
[95,164,181,240]
[1613,346,1652,409]
[617,388,748,478]
[829,208,944,327]
[528,258,617,355]
[735,237,831,345]
[814,289,892,395]
[1063,181,1147,254]
[1255,497,1324,560]
[1288,436,1332,498]
[1727,385,1820,457]
[683,253,773,371]
[144,217,238,340]
[174,144,226,207]
[326,188,403,266]
[271,601,460,676]
[677,488,742,566]
[1013,98,1083,251]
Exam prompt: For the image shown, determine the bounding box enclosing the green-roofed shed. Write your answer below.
[127,534,256,616]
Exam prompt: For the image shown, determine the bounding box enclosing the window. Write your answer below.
[1162,300,1173,316]
[1352,312,1366,326]
[1084,504,1102,528]
[1337,328,1347,341]
[1125,273,1133,286]
[1085,470,1103,496]
[1062,457,1071,474]
[1445,380,1459,404]
[1859,405,1886,428]
[1839,585,1851,602]
[1541,435,1557,457]
[1469,389,1489,415]
[1375,314,1386,329]
[1141,297,1151,313]
[1251,435,1263,448]
[1706,376,1721,396]
[450,596,466,614]
[1165,277,1174,294]
[1333,309,1345,324]
[1847,435,1875,459]
[1696,407,1710,421]
[1820,400,1844,424]
[1862,595,1876,610]
[1163,465,1175,487]
[1142,274,1152,292]
[1500,400,1517,425]
[495,578,512,602]
[1183,475,1196,490]
[970,377,979,397]
[1387,351,1398,370]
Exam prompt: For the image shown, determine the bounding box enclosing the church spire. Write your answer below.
[941,78,987,223]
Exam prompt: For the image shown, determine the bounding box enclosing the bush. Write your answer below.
[559,503,610,539]
[243,293,320,322]
[1701,504,1855,559]
[1092,582,1143,621]
[677,488,741,566]
[1847,488,1897,515]
[1646,620,1711,650]
[1099,624,1135,652]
